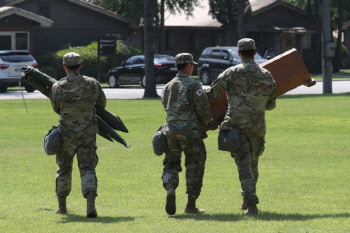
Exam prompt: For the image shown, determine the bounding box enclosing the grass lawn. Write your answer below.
[0,95,350,232]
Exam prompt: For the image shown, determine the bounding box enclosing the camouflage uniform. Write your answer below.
[206,39,276,205]
[161,72,214,200]
[50,63,106,198]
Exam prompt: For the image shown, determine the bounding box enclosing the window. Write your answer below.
[210,50,221,59]
[221,51,230,60]
[0,35,12,50]
[16,33,28,50]
[0,32,29,50]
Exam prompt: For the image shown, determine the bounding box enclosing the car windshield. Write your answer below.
[154,54,175,64]
[0,52,35,62]
[229,49,263,60]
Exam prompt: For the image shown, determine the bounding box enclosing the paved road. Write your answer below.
[0,81,349,100]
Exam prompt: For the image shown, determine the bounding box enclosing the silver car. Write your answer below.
[0,50,38,93]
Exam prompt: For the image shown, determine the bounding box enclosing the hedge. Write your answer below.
[36,40,142,82]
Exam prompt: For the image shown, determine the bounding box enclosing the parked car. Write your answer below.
[107,54,178,88]
[263,48,276,60]
[197,46,267,85]
[0,50,38,93]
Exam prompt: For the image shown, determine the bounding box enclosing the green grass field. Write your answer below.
[1,95,350,233]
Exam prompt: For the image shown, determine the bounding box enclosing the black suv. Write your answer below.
[197,46,266,85]
[107,54,177,88]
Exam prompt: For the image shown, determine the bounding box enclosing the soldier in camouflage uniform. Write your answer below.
[206,38,277,215]
[50,52,106,218]
[161,53,217,215]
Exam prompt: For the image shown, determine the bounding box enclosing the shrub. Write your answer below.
[36,40,142,82]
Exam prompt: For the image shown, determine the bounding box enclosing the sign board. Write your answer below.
[98,37,116,56]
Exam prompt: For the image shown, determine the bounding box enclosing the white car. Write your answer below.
[0,50,38,93]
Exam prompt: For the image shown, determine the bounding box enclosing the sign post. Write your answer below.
[97,37,116,82]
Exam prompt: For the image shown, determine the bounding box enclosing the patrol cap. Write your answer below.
[238,38,256,51]
[175,53,198,65]
[63,52,82,66]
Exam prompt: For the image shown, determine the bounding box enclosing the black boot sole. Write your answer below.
[165,189,176,215]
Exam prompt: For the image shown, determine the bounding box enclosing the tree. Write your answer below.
[283,0,350,71]
[143,0,158,98]
[159,0,200,52]
[209,0,251,44]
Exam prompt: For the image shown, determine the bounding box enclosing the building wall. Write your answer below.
[14,0,130,55]
[244,5,322,73]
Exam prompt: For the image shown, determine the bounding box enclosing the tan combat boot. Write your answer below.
[55,196,67,214]
[165,183,176,215]
[244,204,258,215]
[86,193,97,218]
[184,198,205,214]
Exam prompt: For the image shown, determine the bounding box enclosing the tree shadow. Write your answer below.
[57,213,135,224]
[173,211,350,222]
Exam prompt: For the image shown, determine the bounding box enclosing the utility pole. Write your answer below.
[322,0,333,94]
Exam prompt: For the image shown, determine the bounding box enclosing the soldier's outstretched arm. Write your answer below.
[266,77,277,110]
[96,83,107,108]
[205,70,229,101]
[191,82,217,130]
[49,84,60,114]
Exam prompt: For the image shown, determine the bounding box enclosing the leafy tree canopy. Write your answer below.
[208,0,251,26]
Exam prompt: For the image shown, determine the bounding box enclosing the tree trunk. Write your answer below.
[159,0,166,53]
[143,0,159,98]
[333,0,343,72]
[322,0,332,94]
[306,0,312,15]
[237,0,245,39]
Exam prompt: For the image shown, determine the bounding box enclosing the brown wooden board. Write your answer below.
[208,48,315,125]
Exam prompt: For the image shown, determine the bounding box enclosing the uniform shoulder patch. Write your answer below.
[196,89,203,96]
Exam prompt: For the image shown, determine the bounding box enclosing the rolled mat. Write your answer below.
[21,66,130,147]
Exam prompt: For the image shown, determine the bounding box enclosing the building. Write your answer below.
[137,0,322,73]
[0,0,134,56]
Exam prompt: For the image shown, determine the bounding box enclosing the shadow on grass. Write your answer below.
[57,213,135,224]
[173,211,350,222]
[38,208,135,223]
[279,93,350,99]
[173,213,242,222]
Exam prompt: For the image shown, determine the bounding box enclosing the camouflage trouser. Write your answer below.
[56,133,98,198]
[231,134,265,205]
[162,136,206,199]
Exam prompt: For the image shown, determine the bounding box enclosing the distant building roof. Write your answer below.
[0,6,53,27]
[164,0,221,27]
[5,0,133,24]
[165,0,306,28]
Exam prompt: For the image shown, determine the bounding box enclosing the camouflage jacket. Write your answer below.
[50,73,106,137]
[161,73,214,138]
[206,60,276,137]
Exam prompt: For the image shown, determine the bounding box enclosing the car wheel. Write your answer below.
[25,85,35,93]
[141,74,146,88]
[200,70,211,85]
[0,86,7,93]
[108,75,119,88]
